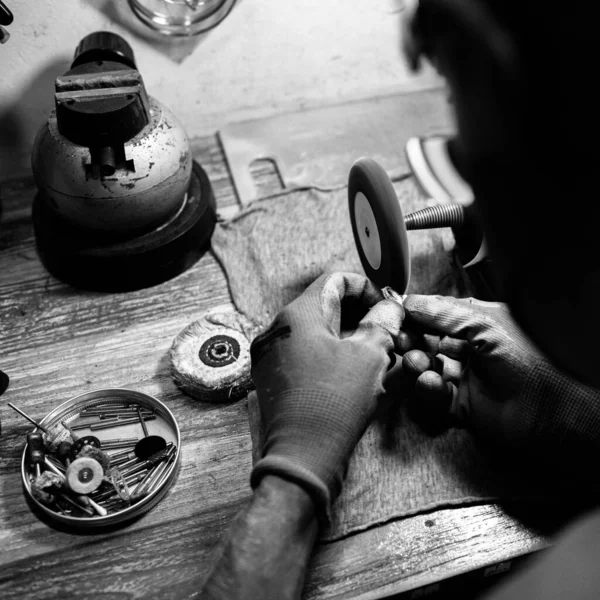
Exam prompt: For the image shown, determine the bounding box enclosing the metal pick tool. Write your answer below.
[7,402,49,432]
[134,406,166,460]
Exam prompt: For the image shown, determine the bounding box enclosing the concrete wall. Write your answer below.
[0,0,441,178]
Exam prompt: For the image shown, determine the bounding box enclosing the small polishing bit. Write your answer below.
[133,406,166,461]
[56,441,73,466]
[66,457,104,495]
[26,432,46,478]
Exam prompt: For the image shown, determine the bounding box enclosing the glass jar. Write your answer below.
[127,0,238,37]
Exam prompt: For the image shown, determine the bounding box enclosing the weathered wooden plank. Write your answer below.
[0,495,546,600]
[0,254,232,355]
[305,505,546,600]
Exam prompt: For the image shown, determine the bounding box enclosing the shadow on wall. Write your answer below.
[0,58,70,181]
[84,0,218,64]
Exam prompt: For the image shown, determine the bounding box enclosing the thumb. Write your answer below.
[352,299,404,354]
[403,294,495,343]
[314,272,383,333]
[362,298,404,337]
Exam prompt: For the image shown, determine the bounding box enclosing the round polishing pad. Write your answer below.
[348,158,410,293]
[66,457,104,494]
[170,310,258,403]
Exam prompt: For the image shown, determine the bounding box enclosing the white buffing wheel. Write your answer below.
[170,309,258,403]
[66,457,104,495]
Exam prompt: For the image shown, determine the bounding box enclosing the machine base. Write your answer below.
[33,161,216,292]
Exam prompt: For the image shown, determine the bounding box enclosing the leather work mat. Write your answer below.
[210,176,522,541]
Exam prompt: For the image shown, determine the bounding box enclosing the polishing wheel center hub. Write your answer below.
[212,343,228,357]
[79,468,94,482]
[199,335,241,368]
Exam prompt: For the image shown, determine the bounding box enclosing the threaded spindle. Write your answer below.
[404,203,465,230]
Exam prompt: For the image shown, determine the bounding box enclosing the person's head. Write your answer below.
[404,0,600,387]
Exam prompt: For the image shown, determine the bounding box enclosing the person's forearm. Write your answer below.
[200,475,319,600]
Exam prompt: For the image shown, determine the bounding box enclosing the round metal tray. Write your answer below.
[21,388,181,528]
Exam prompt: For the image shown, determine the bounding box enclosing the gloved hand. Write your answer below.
[250,272,404,524]
[401,295,600,469]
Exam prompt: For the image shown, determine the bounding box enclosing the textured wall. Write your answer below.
[0,0,441,178]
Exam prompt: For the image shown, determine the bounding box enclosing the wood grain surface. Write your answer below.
[0,127,547,599]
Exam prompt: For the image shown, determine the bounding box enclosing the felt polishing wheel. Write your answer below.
[348,158,411,293]
[66,457,104,494]
[76,445,111,473]
[170,310,257,403]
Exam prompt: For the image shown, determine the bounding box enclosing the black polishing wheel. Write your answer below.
[33,161,216,292]
[348,158,410,293]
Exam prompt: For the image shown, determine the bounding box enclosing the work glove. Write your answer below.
[401,295,600,473]
[249,272,403,524]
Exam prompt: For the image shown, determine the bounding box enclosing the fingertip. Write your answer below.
[435,353,464,383]
[408,370,454,434]
[402,294,428,309]
[403,294,444,311]
[385,352,401,381]
[403,295,445,321]
[402,295,473,340]
[402,349,431,380]
[415,371,448,396]
[395,328,420,354]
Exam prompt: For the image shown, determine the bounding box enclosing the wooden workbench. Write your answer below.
[0,134,546,600]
